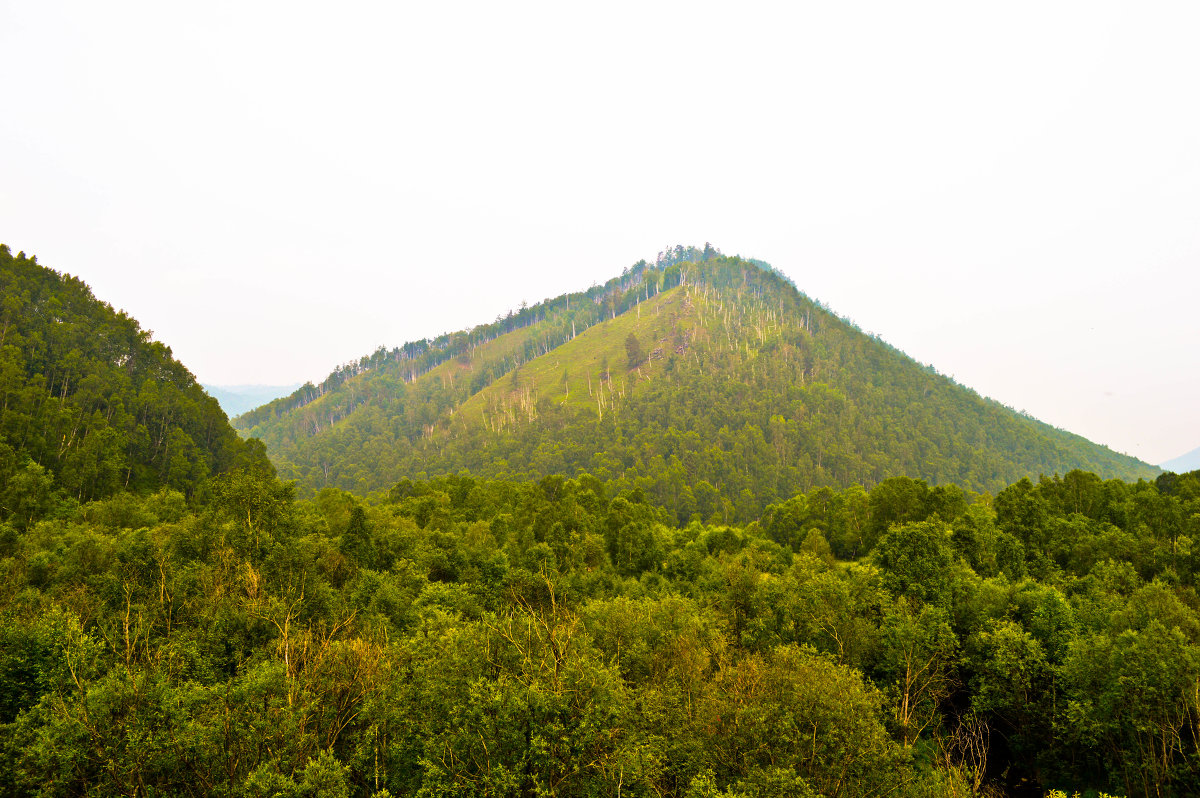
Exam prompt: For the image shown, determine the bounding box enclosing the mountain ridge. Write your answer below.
[234,252,1158,512]
[233,247,705,430]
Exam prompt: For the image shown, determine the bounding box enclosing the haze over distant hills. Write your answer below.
[235,248,1157,514]
[1163,444,1200,474]
[204,383,302,419]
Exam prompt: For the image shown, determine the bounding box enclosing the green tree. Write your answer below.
[967,619,1052,769]
[872,519,958,607]
[625,332,646,369]
[876,602,959,746]
[1060,623,1200,794]
[699,644,910,795]
[1,461,55,529]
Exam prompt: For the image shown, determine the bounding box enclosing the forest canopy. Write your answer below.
[2,464,1199,796]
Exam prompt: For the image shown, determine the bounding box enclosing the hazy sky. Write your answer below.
[3,1,1198,465]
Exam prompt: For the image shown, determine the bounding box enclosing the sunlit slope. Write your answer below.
[455,285,694,428]
[238,254,1158,510]
[237,296,600,465]
[234,258,685,489]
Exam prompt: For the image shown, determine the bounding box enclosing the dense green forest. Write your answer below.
[4,463,1199,796]
[0,245,272,519]
[236,251,1156,511]
[5,245,1191,796]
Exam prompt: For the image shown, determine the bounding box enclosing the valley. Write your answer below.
[0,244,1193,797]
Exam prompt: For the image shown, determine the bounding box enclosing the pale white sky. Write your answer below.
[2,1,1197,465]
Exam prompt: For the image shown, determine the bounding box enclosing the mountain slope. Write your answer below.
[0,245,270,516]
[236,252,1157,515]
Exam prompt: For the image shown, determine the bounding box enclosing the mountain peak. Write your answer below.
[236,253,1157,514]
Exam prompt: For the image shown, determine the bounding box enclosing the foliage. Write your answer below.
[4,241,1194,796]
[1,466,1199,796]
[0,245,272,525]
[236,255,1157,516]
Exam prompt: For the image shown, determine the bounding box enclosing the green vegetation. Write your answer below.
[5,243,1190,796]
[237,252,1156,512]
[4,464,1200,796]
[0,245,271,524]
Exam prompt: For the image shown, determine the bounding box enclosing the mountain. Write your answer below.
[1163,444,1200,474]
[1,244,1195,797]
[0,245,271,520]
[204,383,302,418]
[235,249,1158,516]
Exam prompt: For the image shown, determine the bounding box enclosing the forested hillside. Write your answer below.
[4,241,1197,796]
[0,245,271,525]
[237,250,1157,512]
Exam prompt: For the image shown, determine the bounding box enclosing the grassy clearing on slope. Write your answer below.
[456,286,697,428]
[267,299,595,428]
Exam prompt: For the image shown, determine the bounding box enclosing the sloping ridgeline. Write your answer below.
[237,249,1157,515]
[0,245,270,522]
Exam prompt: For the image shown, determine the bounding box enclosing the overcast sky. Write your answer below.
[2,1,1197,466]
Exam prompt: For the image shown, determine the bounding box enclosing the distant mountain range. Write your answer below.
[234,249,1158,516]
[1163,445,1200,474]
[204,383,302,418]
